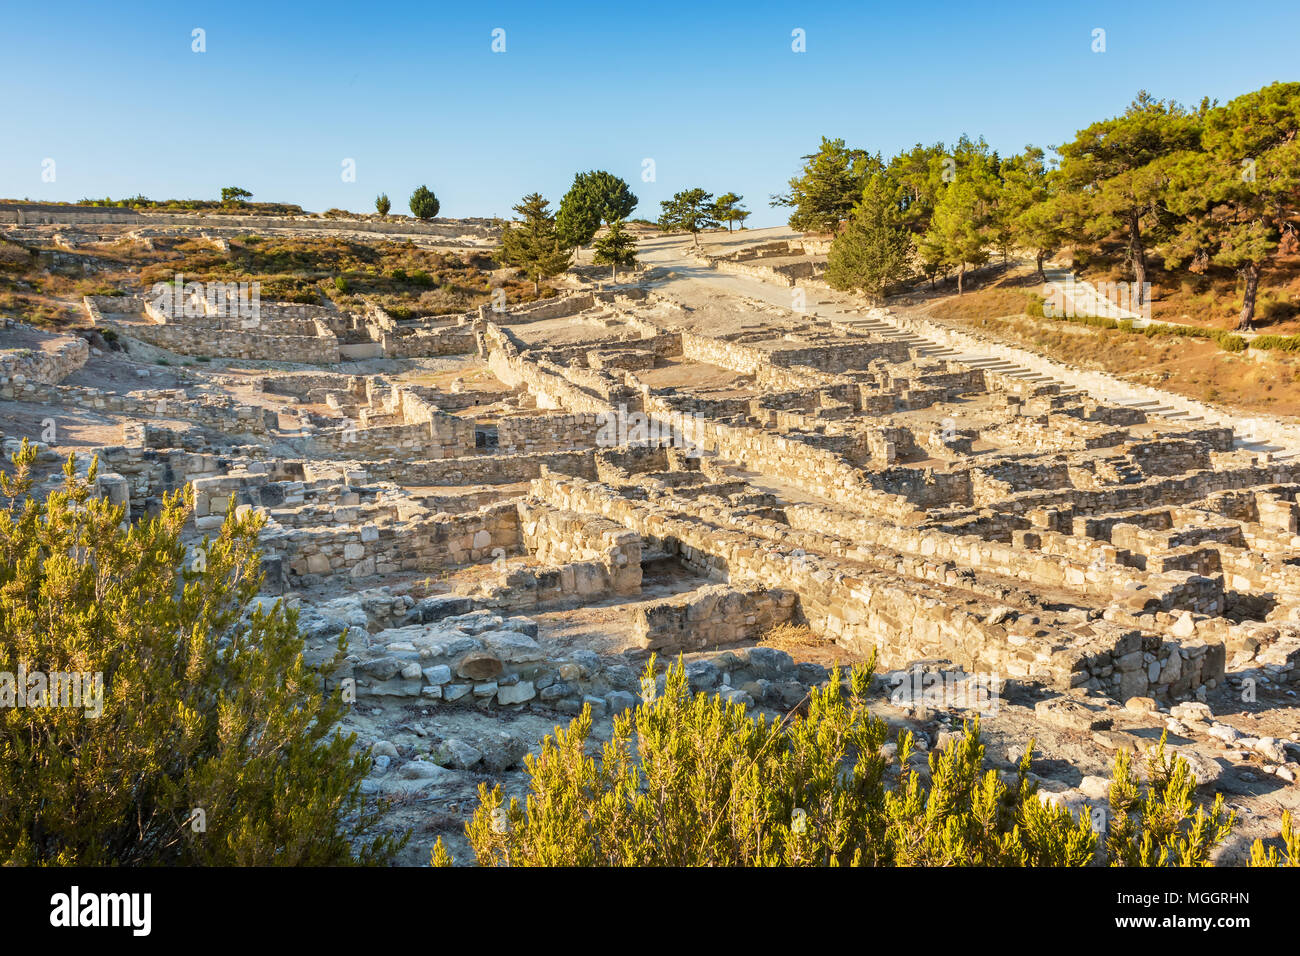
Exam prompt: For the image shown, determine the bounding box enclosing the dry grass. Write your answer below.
[923,273,1300,419]
[758,622,827,651]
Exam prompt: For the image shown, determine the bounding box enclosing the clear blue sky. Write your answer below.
[3,0,1296,226]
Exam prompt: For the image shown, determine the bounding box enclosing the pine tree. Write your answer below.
[772,137,882,234]
[825,175,913,303]
[592,219,638,279]
[1057,92,1201,305]
[556,184,601,253]
[711,193,750,232]
[1164,82,1300,330]
[1000,147,1070,281]
[499,192,572,294]
[886,142,949,235]
[922,154,1000,295]
[658,189,719,248]
[557,171,638,252]
[375,193,391,217]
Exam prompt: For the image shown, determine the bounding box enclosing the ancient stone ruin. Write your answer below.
[3,216,1297,864]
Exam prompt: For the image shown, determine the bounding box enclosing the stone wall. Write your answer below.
[119,317,341,364]
[0,326,88,385]
[517,499,641,595]
[341,450,596,487]
[381,325,477,358]
[262,501,521,586]
[529,473,1223,702]
[0,377,277,439]
[632,585,797,651]
[496,413,603,454]
[2,203,500,239]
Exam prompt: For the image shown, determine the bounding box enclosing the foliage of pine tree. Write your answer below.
[711,192,750,232]
[1164,82,1300,330]
[885,142,950,235]
[1056,92,1202,305]
[771,137,880,234]
[499,192,572,293]
[556,185,601,252]
[657,189,719,247]
[825,175,913,303]
[375,193,391,217]
[429,656,1250,867]
[409,185,440,220]
[0,440,402,865]
[592,220,638,279]
[585,171,637,225]
[922,173,997,295]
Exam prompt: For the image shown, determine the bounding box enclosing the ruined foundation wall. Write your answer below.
[529,474,1223,702]
[263,501,521,586]
[632,585,798,652]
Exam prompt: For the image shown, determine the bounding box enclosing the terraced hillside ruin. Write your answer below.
[2,216,1297,865]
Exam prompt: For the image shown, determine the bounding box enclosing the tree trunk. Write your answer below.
[611,263,617,280]
[1128,212,1147,305]
[958,264,965,296]
[1238,261,1260,331]
[1036,251,1045,283]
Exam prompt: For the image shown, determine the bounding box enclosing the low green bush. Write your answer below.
[433,657,1247,868]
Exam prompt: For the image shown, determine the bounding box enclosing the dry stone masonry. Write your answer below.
[5,218,1298,861]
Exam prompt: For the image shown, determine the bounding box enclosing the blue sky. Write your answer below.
[3,0,1297,226]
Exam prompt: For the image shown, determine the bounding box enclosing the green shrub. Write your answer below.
[334,275,351,293]
[1250,334,1300,352]
[433,657,1248,867]
[1251,811,1299,866]
[409,185,440,221]
[1105,736,1234,866]
[0,441,403,865]
[1033,301,1249,353]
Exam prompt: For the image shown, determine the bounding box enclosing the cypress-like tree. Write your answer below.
[921,157,1000,295]
[557,171,638,252]
[825,175,913,303]
[409,185,440,220]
